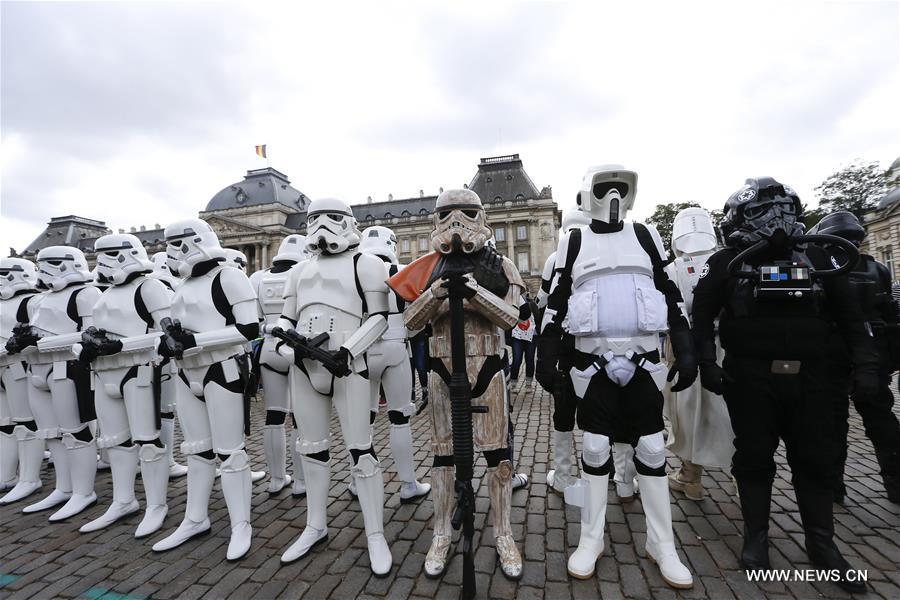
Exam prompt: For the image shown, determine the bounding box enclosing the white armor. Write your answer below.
[0,258,45,504]
[152,219,257,561]
[223,248,248,273]
[279,198,392,576]
[537,209,591,309]
[23,246,101,521]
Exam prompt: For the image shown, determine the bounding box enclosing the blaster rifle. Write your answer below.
[269,328,343,374]
[5,324,41,355]
[159,317,186,359]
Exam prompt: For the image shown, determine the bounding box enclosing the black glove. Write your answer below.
[535,332,561,393]
[158,331,188,359]
[852,362,879,397]
[327,347,352,378]
[472,245,510,298]
[442,271,477,300]
[667,328,698,393]
[695,338,731,395]
[6,324,40,355]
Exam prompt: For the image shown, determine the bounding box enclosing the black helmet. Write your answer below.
[808,210,865,246]
[720,176,803,248]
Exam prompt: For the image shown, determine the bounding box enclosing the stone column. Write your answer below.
[528,219,538,275]
[261,242,268,270]
[505,227,514,263]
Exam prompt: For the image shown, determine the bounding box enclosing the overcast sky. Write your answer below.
[2,1,898,253]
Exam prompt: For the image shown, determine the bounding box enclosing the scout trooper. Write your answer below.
[152,219,259,561]
[12,247,102,520]
[663,208,733,500]
[359,226,430,502]
[543,166,696,587]
[75,234,175,536]
[277,198,393,576]
[400,189,525,580]
[0,258,44,504]
[249,234,308,495]
[147,252,188,478]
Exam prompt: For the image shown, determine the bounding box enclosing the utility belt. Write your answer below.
[573,334,659,357]
[569,348,663,397]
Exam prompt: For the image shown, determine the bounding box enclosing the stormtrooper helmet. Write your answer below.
[577,165,638,224]
[431,188,492,254]
[273,234,308,263]
[164,219,225,278]
[671,207,717,258]
[560,208,591,234]
[150,251,179,279]
[360,226,398,264]
[0,257,38,300]
[36,246,92,292]
[94,233,153,285]
[304,198,361,255]
[223,248,249,272]
[720,177,803,248]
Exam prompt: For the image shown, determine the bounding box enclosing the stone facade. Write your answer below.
[861,157,900,278]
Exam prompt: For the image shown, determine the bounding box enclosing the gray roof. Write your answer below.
[352,196,438,223]
[468,154,548,202]
[22,215,111,256]
[205,167,310,212]
[877,186,900,210]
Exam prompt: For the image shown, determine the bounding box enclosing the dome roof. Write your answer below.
[877,186,900,210]
[205,167,310,212]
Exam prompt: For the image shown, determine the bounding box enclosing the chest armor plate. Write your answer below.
[258,269,290,326]
[1,295,32,342]
[673,252,715,315]
[571,225,654,288]
[93,282,149,337]
[32,287,84,335]
[171,269,228,333]
[292,253,364,348]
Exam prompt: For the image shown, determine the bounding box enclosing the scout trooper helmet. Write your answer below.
[0,257,38,300]
[431,188,492,254]
[94,233,153,285]
[360,226,398,264]
[223,248,248,272]
[36,246,92,292]
[304,197,361,255]
[671,207,718,258]
[560,208,591,234]
[720,177,803,248]
[577,164,638,224]
[164,218,225,278]
[273,234,308,263]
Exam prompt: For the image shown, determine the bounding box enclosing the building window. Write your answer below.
[418,236,429,251]
[401,238,410,252]
[516,225,527,240]
[517,251,530,273]
[883,247,894,278]
[495,227,506,242]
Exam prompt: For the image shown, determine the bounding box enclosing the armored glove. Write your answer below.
[667,328,698,393]
[472,245,510,298]
[535,331,561,393]
[696,338,731,395]
[5,324,40,354]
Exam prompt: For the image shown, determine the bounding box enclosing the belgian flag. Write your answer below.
[255,144,267,159]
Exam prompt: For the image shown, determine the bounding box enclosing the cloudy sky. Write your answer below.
[2,1,897,253]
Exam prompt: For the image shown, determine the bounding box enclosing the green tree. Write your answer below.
[646,201,700,253]
[813,159,887,222]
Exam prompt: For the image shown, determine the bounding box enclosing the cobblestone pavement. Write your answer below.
[2,380,899,600]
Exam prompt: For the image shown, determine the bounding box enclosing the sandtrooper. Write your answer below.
[358,226,430,503]
[73,234,175,537]
[248,234,308,496]
[0,258,44,504]
[9,247,102,520]
[152,219,259,561]
[542,165,695,587]
[277,198,393,576]
[663,208,734,500]
[147,252,188,478]
[396,188,525,580]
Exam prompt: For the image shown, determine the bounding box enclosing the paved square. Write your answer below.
[2,381,899,599]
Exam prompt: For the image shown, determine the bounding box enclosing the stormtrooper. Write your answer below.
[277,198,393,576]
[147,251,188,478]
[394,188,525,580]
[75,234,174,537]
[663,207,734,500]
[6,247,102,521]
[152,219,259,561]
[248,234,308,496]
[542,165,696,587]
[358,226,430,503]
[0,258,44,504]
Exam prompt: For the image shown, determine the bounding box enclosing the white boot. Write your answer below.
[23,439,71,513]
[135,443,170,538]
[80,444,140,532]
[424,466,454,578]
[640,474,693,589]
[263,425,291,494]
[97,447,111,470]
[390,423,430,503]
[281,456,329,563]
[613,443,638,503]
[221,450,253,560]
[290,429,306,497]
[160,417,187,478]
[49,436,97,521]
[0,430,43,504]
[353,454,392,577]
[567,472,609,579]
[152,454,214,551]
[489,461,522,580]
[547,430,576,494]
[0,429,18,490]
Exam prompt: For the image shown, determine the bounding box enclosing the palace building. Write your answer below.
[861,156,900,278]
[17,153,562,293]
